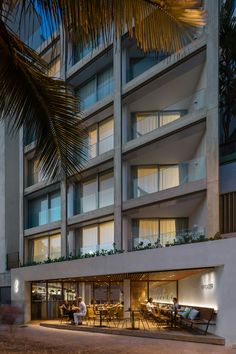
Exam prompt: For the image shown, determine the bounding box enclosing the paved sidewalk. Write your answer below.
[0,324,235,354]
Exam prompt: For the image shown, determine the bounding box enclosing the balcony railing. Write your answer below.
[28,206,61,228]
[131,156,206,198]
[129,229,205,251]
[79,242,115,255]
[84,134,114,160]
[131,89,206,140]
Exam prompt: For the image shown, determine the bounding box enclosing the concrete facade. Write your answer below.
[7,0,236,348]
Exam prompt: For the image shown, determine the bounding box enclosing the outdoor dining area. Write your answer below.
[30,267,226,345]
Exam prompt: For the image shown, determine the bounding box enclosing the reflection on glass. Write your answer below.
[33,237,49,262]
[63,282,77,301]
[31,283,47,320]
[48,282,63,319]
[131,281,147,309]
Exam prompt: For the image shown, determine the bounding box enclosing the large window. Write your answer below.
[76,171,114,214]
[85,118,114,159]
[76,66,113,111]
[132,166,180,198]
[29,234,61,262]
[132,218,188,247]
[27,191,61,228]
[132,111,185,139]
[79,221,114,254]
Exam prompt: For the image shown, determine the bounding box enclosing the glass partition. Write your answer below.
[31,283,47,320]
[131,281,148,309]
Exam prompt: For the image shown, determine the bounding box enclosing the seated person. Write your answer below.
[146,297,155,314]
[59,300,70,315]
[73,297,87,325]
[170,297,180,326]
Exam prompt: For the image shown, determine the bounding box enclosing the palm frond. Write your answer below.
[8,0,206,53]
[0,19,87,180]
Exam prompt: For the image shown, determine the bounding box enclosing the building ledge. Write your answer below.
[24,222,61,237]
[68,205,114,227]
[123,179,207,211]
[122,110,206,155]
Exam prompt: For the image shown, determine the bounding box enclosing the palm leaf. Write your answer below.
[9,0,205,53]
[0,19,87,180]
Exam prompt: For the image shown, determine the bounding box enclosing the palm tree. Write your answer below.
[0,0,205,179]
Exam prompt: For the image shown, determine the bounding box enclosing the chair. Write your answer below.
[133,311,150,330]
[59,307,70,323]
[86,307,97,326]
[115,306,129,328]
[105,306,118,327]
[152,308,170,328]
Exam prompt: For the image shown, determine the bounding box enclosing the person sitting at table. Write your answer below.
[146,297,155,313]
[73,297,87,325]
[170,297,180,326]
[59,300,70,315]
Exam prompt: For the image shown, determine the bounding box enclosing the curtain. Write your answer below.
[99,172,114,208]
[135,113,158,137]
[159,111,181,127]
[33,237,49,262]
[159,219,176,246]
[97,66,113,101]
[138,219,159,244]
[82,178,97,213]
[88,127,97,159]
[82,226,98,253]
[159,166,180,190]
[99,118,114,154]
[137,167,158,196]
[99,221,114,250]
[49,234,61,259]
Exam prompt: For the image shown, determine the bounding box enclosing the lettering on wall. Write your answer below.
[201,283,214,290]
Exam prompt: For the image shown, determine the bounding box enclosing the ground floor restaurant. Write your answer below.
[31,267,218,324]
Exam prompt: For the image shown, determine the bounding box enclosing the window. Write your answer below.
[27,158,39,186]
[77,66,113,110]
[81,178,97,213]
[28,191,61,228]
[86,118,114,159]
[132,218,188,247]
[132,165,180,198]
[132,111,185,139]
[76,171,114,214]
[80,221,114,254]
[99,172,114,208]
[49,57,60,78]
[30,234,61,262]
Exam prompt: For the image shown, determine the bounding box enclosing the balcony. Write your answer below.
[129,89,206,142]
[130,156,206,200]
[129,228,206,251]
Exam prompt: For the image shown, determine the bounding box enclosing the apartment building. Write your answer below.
[7,0,236,346]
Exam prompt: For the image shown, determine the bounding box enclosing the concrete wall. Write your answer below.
[11,238,236,346]
[178,269,218,310]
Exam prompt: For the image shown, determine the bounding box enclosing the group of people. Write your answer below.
[60,297,87,325]
[146,296,180,325]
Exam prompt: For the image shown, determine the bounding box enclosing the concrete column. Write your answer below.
[206,0,219,238]
[113,35,122,250]
[122,216,129,252]
[123,279,130,318]
[60,179,67,258]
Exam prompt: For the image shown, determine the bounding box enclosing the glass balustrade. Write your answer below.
[130,228,205,250]
[79,242,114,255]
[84,134,114,160]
